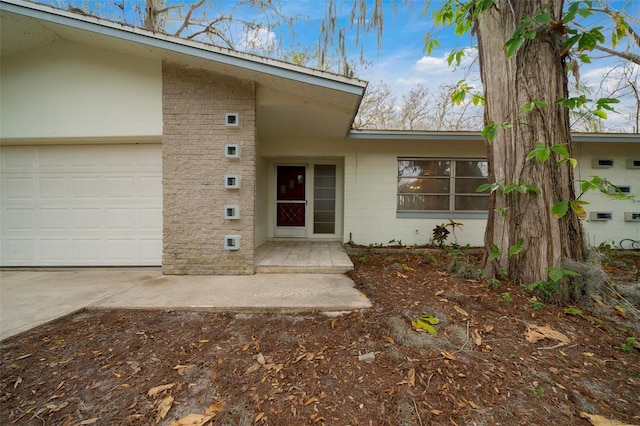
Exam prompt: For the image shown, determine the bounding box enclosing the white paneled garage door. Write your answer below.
[0,144,162,266]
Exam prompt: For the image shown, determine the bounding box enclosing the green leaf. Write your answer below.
[508,238,525,256]
[503,183,519,194]
[548,268,564,283]
[412,318,438,336]
[419,314,440,325]
[524,184,541,194]
[564,307,583,315]
[476,181,501,193]
[552,200,569,219]
[488,244,503,261]
[482,122,497,143]
[534,12,551,24]
[505,36,526,57]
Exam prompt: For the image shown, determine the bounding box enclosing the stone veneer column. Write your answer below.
[162,62,256,274]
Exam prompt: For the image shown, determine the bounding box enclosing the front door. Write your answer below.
[275,165,306,237]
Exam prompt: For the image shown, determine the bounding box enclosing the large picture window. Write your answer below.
[398,158,489,212]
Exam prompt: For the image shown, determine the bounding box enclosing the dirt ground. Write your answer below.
[1,248,639,426]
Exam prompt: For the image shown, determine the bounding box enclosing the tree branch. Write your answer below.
[173,0,205,37]
[594,45,640,65]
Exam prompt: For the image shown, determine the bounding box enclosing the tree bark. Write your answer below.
[476,0,585,285]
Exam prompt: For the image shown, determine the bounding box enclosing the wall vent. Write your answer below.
[624,212,640,222]
[225,143,240,159]
[589,211,613,221]
[224,235,240,250]
[225,112,239,127]
[224,175,241,189]
[607,185,632,195]
[591,158,614,168]
[224,205,240,220]
[626,159,640,169]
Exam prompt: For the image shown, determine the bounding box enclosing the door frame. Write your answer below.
[274,164,308,238]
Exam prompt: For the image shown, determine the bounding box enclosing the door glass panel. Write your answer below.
[276,166,305,227]
[313,165,336,234]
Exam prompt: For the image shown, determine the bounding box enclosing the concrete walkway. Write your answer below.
[0,269,371,341]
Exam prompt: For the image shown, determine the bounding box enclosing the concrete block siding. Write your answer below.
[162,62,256,274]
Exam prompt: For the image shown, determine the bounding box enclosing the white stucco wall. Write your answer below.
[574,142,640,248]
[0,41,162,140]
[343,139,488,247]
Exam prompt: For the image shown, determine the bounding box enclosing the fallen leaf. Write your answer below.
[468,400,481,409]
[168,414,213,426]
[198,339,209,343]
[441,351,458,361]
[79,418,99,425]
[454,305,469,317]
[472,329,482,346]
[412,318,437,336]
[156,395,174,423]
[304,397,318,405]
[485,325,494,333]
[407,368,415,387]
[435,290,445,296]
[525,324,570,345]
[256,353,266,365]
[431,409,442,415]
[148,383,176,397]
[394,270,408,279]
[580,412,634,426]
[205,400,225,415]
[254,411,265,423]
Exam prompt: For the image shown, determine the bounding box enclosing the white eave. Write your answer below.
[348,129,639,143]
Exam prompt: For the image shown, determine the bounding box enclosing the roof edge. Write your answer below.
[348,130,639,142]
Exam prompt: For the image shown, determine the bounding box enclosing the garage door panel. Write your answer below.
[140,208,162,230]
[1,144,162,266]
[39,209,69,230]
[40,240,70,262]
[39,177,68,198]
[4,177,36,199]
[105,177,135,198]
[106,208,136,229]
[72,177,101,198]
[4,208,35,230]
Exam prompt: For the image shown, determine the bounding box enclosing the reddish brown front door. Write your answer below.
[276,166,306,236]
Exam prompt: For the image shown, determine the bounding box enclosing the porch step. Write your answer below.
[256,264,354,274]
[254,241,354,274]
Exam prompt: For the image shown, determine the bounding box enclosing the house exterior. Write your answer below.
[1,0,638,274]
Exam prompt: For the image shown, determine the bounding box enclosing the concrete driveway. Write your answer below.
[0,269,371,341]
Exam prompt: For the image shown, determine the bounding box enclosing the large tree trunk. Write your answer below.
[476,0,585,285]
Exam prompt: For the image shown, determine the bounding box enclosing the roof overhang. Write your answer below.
[348,130,640,143]
[0,0,367,139]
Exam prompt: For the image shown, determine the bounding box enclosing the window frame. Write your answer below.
[397,157,490,219]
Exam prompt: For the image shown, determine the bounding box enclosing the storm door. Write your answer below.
[275,165,307,237]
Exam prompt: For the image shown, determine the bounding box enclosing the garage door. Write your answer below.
[0,144,162,266]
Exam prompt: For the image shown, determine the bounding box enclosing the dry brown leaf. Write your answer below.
[304,397,318,406]
[407,368,415,387]
[147,383,176,398]
[168,414,213,426]
[468,400,481,409]
[394,270,408,279]
[435,290,445,296]
[441,351,458,361]
[472,329,482,346]
[245,363,260,375]
[254,411,265,423]
[580,412,635,426]
[454,305,469,317]
[256,353,266,365]
[156,395,174,423]
[79,418,99,425]
[205,400,225,415]
[485,324,494,333]
[525,324,570,345]
[431,409,442,415]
